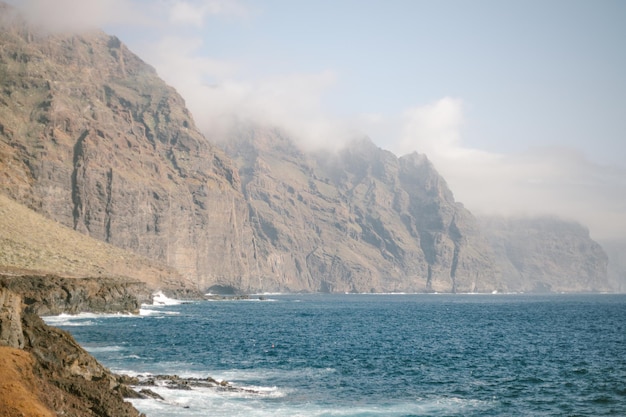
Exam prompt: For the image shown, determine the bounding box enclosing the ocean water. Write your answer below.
[44,294,626,416]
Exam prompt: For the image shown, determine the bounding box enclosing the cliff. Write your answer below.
[222,128,498,293]
[0,193,199,297]
[599,238,626,293]
[0,8,252,292]
[0,6,500,294]
[480,216,611,293]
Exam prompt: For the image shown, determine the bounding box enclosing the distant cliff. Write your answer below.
[480,216,611,293]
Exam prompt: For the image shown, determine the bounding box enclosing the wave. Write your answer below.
[43,312,136,326]
[151,291,185,306]
[129,391,492,417]
[84,345,125,353]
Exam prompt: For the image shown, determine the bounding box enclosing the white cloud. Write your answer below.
[8,0,249,32]
[389,98,626,240]
[9,0,149,32]
[397,97,464,156]
[138,34,348,150]
[169,1,206,26]
[168,0,249,26]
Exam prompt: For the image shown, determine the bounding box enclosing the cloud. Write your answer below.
[389,98,626,240]
[138,33,349,150]
[8,0,149,32]
[8,0,249,32]
[397,97,464,156]
[168,0,250,26]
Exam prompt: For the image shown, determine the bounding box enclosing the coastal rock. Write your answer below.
[0,274,152,315]
[0,287,24,348]
[0,284,144,416]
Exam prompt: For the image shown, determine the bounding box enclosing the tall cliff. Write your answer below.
[480,216,611,292]
[0,8,257,291]
[221,128,498,293]
[0,7,501,293]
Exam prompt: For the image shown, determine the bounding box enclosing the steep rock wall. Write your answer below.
[0,15,255,291]
[222,129,499,293]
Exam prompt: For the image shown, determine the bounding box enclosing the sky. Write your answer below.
[8,0,626,240]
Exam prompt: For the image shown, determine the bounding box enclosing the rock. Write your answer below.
[138,389,164,400]
[0,9,250,293]
[0,274,151,315]
[0,282,145,417]
[0,287,24,348]
[0,3,611,294]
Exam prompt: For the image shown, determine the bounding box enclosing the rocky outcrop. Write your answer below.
[0,274,152,315]
[0,283,144,416]
[0,287,24,348]
[480,216,611,293]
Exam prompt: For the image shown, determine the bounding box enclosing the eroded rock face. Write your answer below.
[0,13,255,291]
[0,11,501,293]
[1,5,609,293]
[222,130,499,293]
[0,287,24,348]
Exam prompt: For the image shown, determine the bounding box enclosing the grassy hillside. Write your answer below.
[0,193,190,291]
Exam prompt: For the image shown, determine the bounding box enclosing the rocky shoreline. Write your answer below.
[0,274,264,416]
[0,274,174,416]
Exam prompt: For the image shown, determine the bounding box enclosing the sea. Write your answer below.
[44,293,626,417]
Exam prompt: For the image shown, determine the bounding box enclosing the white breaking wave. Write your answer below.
[129,391,491,417]
[151,291,185,306]
[84,345,125,353]
[43,312,135,327]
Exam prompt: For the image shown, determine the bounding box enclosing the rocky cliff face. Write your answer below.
[0,7,500,293]
[222,128,498,293]
[0,9,253,292]
[599,239,626,293]
[480,216,611,292]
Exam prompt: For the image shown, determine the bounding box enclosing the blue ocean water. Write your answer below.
[45,294,626,416]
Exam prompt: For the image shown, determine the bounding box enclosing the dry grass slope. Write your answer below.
[0,193,186,290]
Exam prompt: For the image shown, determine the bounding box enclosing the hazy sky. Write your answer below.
[8,0,626,240]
